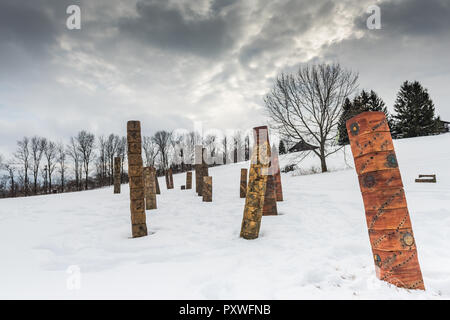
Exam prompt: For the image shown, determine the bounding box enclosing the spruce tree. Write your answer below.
[279,140,286,155]
[337,98,354,145]
[393,81,437,138]
[337,90,390,145]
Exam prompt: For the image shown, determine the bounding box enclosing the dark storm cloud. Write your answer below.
[1,0,450,155]
[354,0,450,36]
[118,0,242,58]
[0,0,81,52]
[0,0,56,77]
[319,0,450,119]
[0,0,80,79]
[0,1,55,50]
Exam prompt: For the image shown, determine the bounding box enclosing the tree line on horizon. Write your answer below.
[0,129,254,199]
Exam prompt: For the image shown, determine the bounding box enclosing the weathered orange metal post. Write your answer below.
[240,126,278,239]
[240,168,247,198]
[127,121,147,238]
[271,145,283,201]
[202,176,212,202]
[186,171,192,189]
[346,111,425,290]
[196,147,208,197]
[144,166,157,210]
[113,156,121,194]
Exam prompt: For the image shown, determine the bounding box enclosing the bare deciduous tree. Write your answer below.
[30,136,45,194]
[76,131,95,190]
[3,160,17,197]
[142,136,159,167]
[232,131,244,163]
[67,137,81,190]
[15,137,30,196]
[265,63,358,172]
[221,135,229,165]
[184,131,201,166]
[117,136,127,182]
[97,135,107,185]
[152,131,172,170]
[106,134,120,184]
[57,143,66,192]
[43,139,57,192]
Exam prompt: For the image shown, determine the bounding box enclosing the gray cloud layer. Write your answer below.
[1,0,449,154]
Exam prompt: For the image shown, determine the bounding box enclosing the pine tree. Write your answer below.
[337,90,391,145]
[279,140,286,155]
[393,81,437,138]
[337,98,354,145]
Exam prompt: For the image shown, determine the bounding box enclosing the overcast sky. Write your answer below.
[1,0,449,155]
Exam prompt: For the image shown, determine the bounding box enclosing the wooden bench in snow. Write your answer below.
[415,174,437,183]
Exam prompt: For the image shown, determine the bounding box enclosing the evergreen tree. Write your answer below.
[337,98,353,145]
[279,140,286,155]
[337,90,391,145]
[393,81,437,138]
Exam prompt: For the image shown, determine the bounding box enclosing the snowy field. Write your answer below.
[0,133,449,299]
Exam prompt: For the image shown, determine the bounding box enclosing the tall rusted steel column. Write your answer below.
[195,164,200,193]
[127,121,147,238]
[261,130,277,216]
[202,176,212,202]
[200,151,209,196]
[154,167,161,194]
[262,173,278,216]
[196,147,208,196]
[144,167,157,210]
[271,145,283,201]
[240,168,248,198]
[113,156,121,194]
[240,126,278,239]
[186,171,192,189]
[346,111,425,290]
[195,145,202,194]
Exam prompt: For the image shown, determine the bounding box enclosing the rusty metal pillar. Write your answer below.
[144,167,157,210]
[346,111,424,290]
[195,145,202,194]
[196,147,208,196]
[202,176,212,202]
[113,156,121,194]
[240,168,247,198]
[127,121,147,238]
[186,171,192,189]
[240,126,277,239]
[271,145,283,201]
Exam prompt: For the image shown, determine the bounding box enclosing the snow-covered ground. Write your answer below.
[1,133,449,299]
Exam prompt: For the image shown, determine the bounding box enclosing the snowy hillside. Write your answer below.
[0,133,449,299]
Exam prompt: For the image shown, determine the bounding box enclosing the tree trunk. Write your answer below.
[10,176,15,197]
[320,144,328,173]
